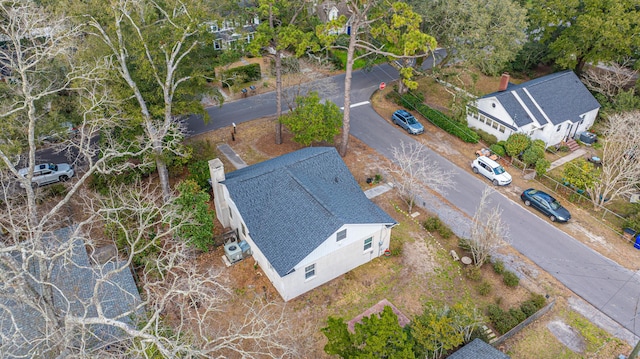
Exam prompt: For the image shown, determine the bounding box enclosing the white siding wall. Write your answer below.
[220,184,394,301]
[278,223,392,301]
[466,99,516,142]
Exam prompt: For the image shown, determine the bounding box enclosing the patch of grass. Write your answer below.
[506,303,629,359]
[331,50,367,70]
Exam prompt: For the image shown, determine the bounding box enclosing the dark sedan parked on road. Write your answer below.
[520,188,571,223]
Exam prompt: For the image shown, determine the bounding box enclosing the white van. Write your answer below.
[471,156,512,186]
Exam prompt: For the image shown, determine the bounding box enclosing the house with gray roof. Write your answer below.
[0,227,142,357]
[314,1,352,35]
[466,71,600,147]
[209,147,396,301]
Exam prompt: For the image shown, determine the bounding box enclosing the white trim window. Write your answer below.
[305,264,316,280]
[213,39,222,50]
[364,237,372,252]
[336,229,347,242]
[556,124,562,132]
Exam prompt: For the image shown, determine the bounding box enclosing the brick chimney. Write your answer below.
[209,158,230,228]
[498,72,510,92]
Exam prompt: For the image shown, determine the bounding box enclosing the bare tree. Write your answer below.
[83,0,210,202]
[1,181,295,358]
[581,62,638,102]
[388,141,454,212]
[467,187,510,267]
[583,111,640,210]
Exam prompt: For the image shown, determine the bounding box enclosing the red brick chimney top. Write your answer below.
[498,72,510,92]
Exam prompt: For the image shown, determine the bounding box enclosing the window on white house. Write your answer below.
[499,125,505,133]
[213,39,222,50]
[229,208,233,219]
[556,124,562,132]
[336,229,347,242]
[492,121,499,129]
[364,237,372,251]
[242,223,246,236]
[305,264,315,280]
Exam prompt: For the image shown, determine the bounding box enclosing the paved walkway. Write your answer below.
[548,148,587,171]
[216,144,247,170]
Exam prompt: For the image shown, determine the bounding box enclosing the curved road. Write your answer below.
[186,64,640,342]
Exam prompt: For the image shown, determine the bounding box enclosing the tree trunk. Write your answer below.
[154,143,171,202]
[576,56,587,75]
[339,30,357,157]
[275,50,283,145]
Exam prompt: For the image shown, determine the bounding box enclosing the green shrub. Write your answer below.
[492,259,505,274]
[489,143,506,157]
[519,299,539,317]
[535,158,551,177]
[505,133,531,157]
[522,145,545,166]
[478,281,492,296]
[464,265,483,282]
[502,270,520,287]
[487,304,519,334]
[558,145,570,152]
[475,129,498,146]
[399,93,479,143]
[546,145,557,154]
[187,160,212,190]
[220,63,261,87]
[529,293,547,310]
[422,216,442,232]
[437,225,453,239]
[508,307,527,323]
[458,238,471,251]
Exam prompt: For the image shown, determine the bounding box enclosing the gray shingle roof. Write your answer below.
[0,227,142,357]
[223,147,396,277]
[481,70,600,128]
[446,338,511,359]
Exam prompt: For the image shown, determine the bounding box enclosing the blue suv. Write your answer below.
[392,109,424,135]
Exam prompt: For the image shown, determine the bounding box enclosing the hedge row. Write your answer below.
[487,294,546,334]
[399,93,479,143]
[220,63,261,88]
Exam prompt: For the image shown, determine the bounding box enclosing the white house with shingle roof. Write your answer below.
[466,71,600,147]
[209,147,396,301]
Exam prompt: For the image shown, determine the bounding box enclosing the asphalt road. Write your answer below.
[188,62,640,341]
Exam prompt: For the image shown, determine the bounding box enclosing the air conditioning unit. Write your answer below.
[224,240,243,263]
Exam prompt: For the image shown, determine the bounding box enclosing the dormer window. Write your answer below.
[329,7,338,21]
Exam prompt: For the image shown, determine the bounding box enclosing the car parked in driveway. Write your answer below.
[18,163,74,188]
[520,188,571,222]
[392,109,424,135]
[471,156,512,185]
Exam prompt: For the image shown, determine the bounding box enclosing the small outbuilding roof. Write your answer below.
[347,299,410,333]
[446,338,511,359]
